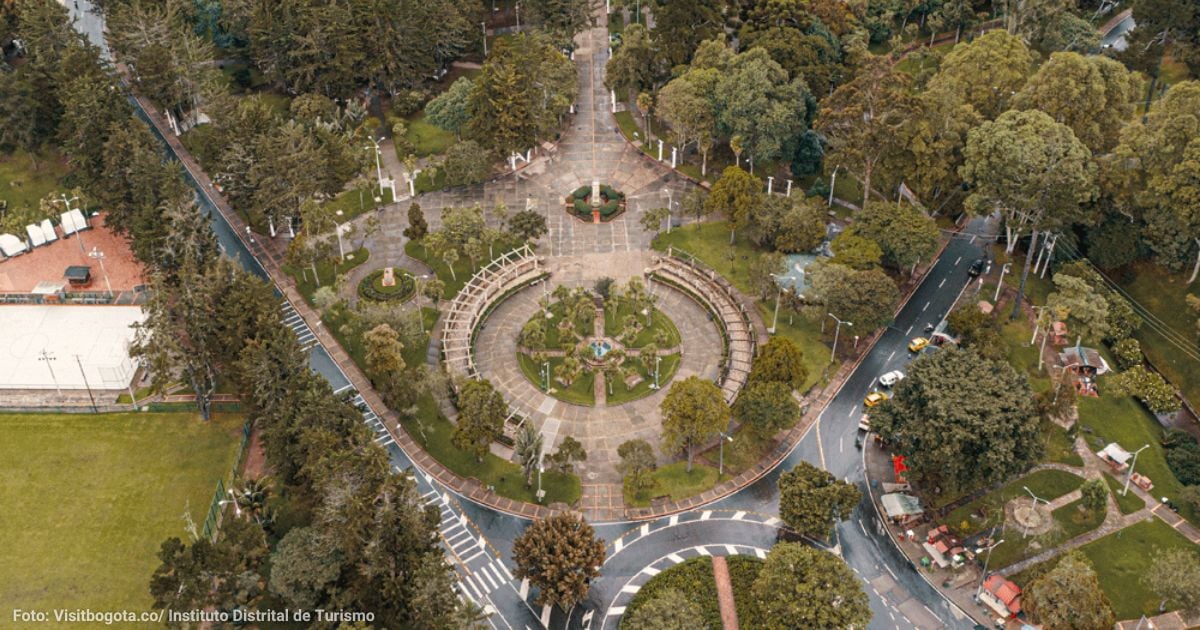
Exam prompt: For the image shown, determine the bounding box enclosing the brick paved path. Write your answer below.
[711,556,740,630]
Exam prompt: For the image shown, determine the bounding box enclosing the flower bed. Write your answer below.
[358,269,415,302]
[566,184,625,220]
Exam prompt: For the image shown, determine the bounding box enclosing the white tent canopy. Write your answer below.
[0,233,28,257]
[40,218,58,243]
[26,223,47,247]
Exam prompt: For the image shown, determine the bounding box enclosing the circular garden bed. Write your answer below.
[358,268,415,303]
[566,184,626,221]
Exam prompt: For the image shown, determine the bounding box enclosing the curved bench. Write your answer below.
[649,249,757,404]
[441,244,548,383]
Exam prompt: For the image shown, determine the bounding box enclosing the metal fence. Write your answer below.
[200,421,252,541]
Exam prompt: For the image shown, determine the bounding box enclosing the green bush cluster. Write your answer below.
[357,269,415,302]
[567,184,624,218]
[1163,430,1200,486]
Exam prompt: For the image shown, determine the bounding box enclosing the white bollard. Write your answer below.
[671,147,677,168]
[767,176,774,194]
[657,139,663,161]
[611,90,616,113]
[786,179,793,197]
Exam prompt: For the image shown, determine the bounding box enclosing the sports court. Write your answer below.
[0,305,144,390]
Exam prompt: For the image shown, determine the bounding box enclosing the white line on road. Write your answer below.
[887,350,896,361]
[938,278,946,288]
[905,325,913,335]
[860,520,868,537]
[922,301,930,312]
[884,564,898,580]
[849,404,859,417]
[954,256,962,265]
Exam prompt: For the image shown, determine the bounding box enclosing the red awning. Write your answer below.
[892,455,909,482]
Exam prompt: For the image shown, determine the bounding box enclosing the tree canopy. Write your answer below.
[778,461,861,540]
[751,543,871,629]
[869,348,1040,496]
[512,513,606,609]
[660,376,730,471]
[1025,553,1115,630]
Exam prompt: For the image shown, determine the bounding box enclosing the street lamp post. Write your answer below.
[718,430,734,477]
[654,356,662,390]
[481,22,488,56]
[1022,486,1047,537]
[87,247,113,299]
[827,313,852,363]
[1123,444,1151,496]
[542,361,550,392]
[665,188,673,234]
[994,262,1011,302]
[53,194,86,254]
[770,283,782,334]
[536,454,545,503]
[334,210,346,262]
[974,538,1005,601]
[364,137,385,197]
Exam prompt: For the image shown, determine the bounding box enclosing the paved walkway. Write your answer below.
[711,555,740,630]
[473,259,723,484]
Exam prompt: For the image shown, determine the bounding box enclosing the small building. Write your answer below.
[880,492,923,527]
[980,574,1022,619]
[1097,442,1132,472]
[63,265,92,288]
[1057,346,1110,377]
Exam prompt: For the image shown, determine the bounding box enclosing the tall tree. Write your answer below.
[656,68,719,176]
[1013,53,1141,154]
[512,513,606,609]
[1047,273,1111,344]
[514,422,544,488]
[853,201,940,273]
[508,209,549,242]
[404,202,429,241]
[961,109,1097,318]
[928,30,1033,120]
[650,0,724,67]
[715,47,815,166]
[870,348,1039,496]
[1025,553,1115,630]
[816,56,916,209]
[660,376,730,471]
[1142,548,1200,615]
[807,262,899,332]
[452,378,507,462]
[751,543,871,629]
[705,166,762,243]
[778,461,861,539]
[734,382,800,437]
[149,518,269,618]
[426,76,474,137]
[618,438,658,494]
[604,24,662,99]
[524,0,590,47]
[467,34,577,157]
[749,336,809,390]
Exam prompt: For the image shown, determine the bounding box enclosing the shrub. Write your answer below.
[391,89,428,116]
[572,186,590,200]
[1111,338,1143,369]
[357,269,415,302]
[1163,430,1200,486]
[1103,365,1181,414]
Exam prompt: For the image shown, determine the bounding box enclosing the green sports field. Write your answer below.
[0,412,244,619]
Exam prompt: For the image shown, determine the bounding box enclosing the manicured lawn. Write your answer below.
[323,304,437,373]
[0,150,71,229]
[535,300,595,349]
[1115,261,1200,408]
[760,303,834,393]
[604,304,680,347]
[1102,472,1149,515]
[0,412,244,615]
[1000,320,1051,393]
[1076,394,1198,524]
[403,111,455,157]
[1077,519,1198,619]
[1040,419,1084,466]
[400,393,581,505]
[325,185,395,223]
[282,247,369,305]
[625,462,720,507]
[605,353,680,405]
[943,469,1086,536]
[405,240,475,298]
[517,353,595,406]
[983,497,1106,570]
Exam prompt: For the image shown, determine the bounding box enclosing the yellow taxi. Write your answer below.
[864,391,889,407]
[907,337,930,353]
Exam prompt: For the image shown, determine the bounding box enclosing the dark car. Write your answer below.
[967,258,986,277]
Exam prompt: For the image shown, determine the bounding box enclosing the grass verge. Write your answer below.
[400,393,581,505]
[625,462,719,507]
[943,469,1086,536]
[282,247,369,305]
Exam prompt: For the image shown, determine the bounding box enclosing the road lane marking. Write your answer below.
[887,350,896,361]
[922,301,929,311]
[938,278,946,288]
[839,437,843,453]
[667,553,683,563]
[732,511,746,520]
[849,404,859,417]
[906,325,913,335]
[954,256,962,265]
[815,415,827,469]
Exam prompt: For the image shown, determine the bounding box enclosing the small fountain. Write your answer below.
[590,339,613,359]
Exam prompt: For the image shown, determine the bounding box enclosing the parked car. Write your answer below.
[968,258,986,277]
[878,370,905,387]
[907,337,930,353]
[864,391,889,407]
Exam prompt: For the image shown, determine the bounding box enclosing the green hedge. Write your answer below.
[572,185,590,200]
[358,269,415,302]
[623,557,721,628]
